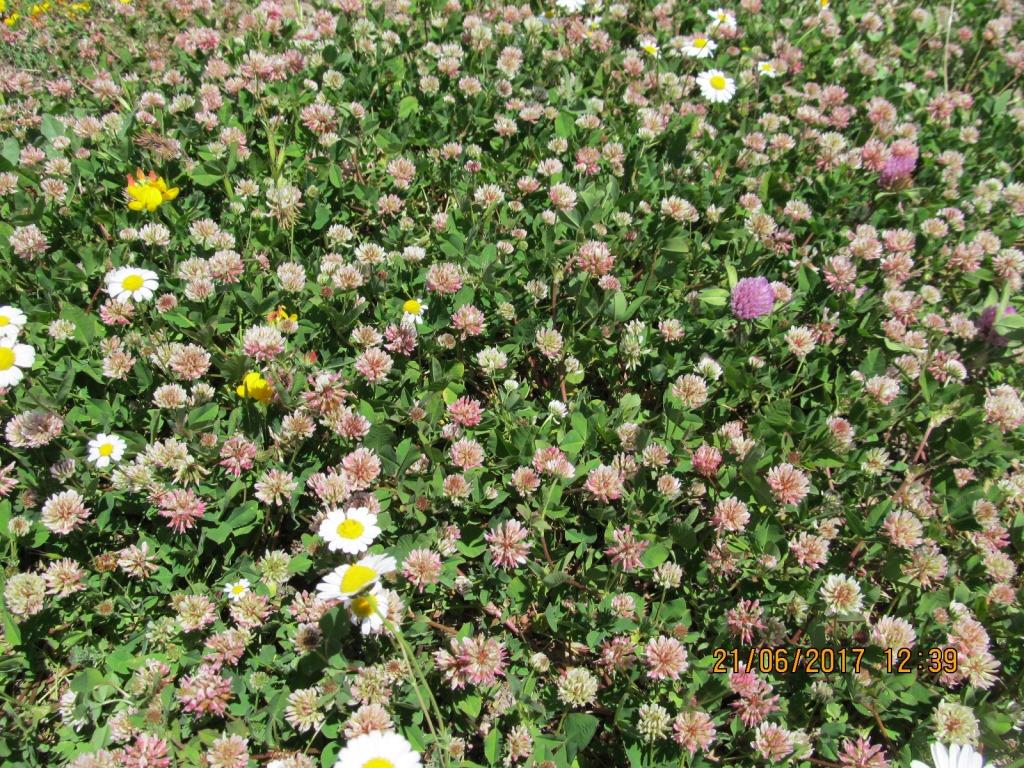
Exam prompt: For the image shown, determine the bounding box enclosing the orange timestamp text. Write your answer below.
[711,647,866,674]
[710,647,960,675]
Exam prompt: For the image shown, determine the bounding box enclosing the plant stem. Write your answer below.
[389,625,451,768]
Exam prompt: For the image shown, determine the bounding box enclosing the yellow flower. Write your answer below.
[236,371,274,404]
[267,305,298,325]
[126,169,179,213]
[4,12,18,25]
[0,1,6,13]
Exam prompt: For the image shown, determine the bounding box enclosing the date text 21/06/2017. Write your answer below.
[710,647,959,675]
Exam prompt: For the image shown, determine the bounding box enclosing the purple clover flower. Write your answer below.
[731,277,775,320]
[879,140,918,186]
[977,304,1017,347]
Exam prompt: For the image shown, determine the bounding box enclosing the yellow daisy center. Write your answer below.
[363,759,395,768]
[0,316,9,326]
[403,299,421,315]
[122,274,145,291]
[340,564,378,594]
[694,38,707,47]
[0,348,14,371]
[350,592,379,619]
[232,585,246,594]
[710,75,727,90]
[337,518,366,540]
[99,443,114,457]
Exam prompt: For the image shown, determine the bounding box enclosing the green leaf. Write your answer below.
[544,603,562,631]
[1,139,19,167]
[459,694,483,718]
[725,260,738,289]
[563,713,599,761]
[484,728,499,765]
[105,645,137,675]
[993,310,1024,340]
[612,291,628,321]
[619,393,641,416]
[662,235,690,254]
[191,173,222,187]
[555,112,574,138]
[698,288,729,307]
[0,598,20,648]
[41,114,66,140]
[543,570,570,588]
[61,304,103,344]
[207,501,260,544]
[640,543,669,568]
[398,95,420,119]
[561,430,585,457]
[70,668,106,695]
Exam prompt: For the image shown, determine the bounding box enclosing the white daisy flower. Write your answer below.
[0,337,35,387]
[401,298,427,326]
[224,578,250,601]
[318,506,381,555]
[683,35,717,58]
[104,267,159,302]
[333,731,422,768]
[758,61,779,78]
[316,553,397,602]
[696,69,737,103]
[87,433,127,468]
[911,743,993,768]
[347,584,393,635]
[708,7,737,29]
[0,306,27,338]
[639,37,661,58]
[555,0,587,13]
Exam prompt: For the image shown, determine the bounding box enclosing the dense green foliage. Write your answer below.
[0,0,1023,767]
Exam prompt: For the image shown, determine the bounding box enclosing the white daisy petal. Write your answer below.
[224,578,250,601]
[316,553,397,601]
[318,506,381,555]
[13,344,35,368]
[104,267,159,303]
[0,339,35,388]
[333,730,421,768]
[88,433,127,468]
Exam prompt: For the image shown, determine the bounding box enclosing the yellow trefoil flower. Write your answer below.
[236,371,274,404]
[126,169,179,213]
[267,305,298,325]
